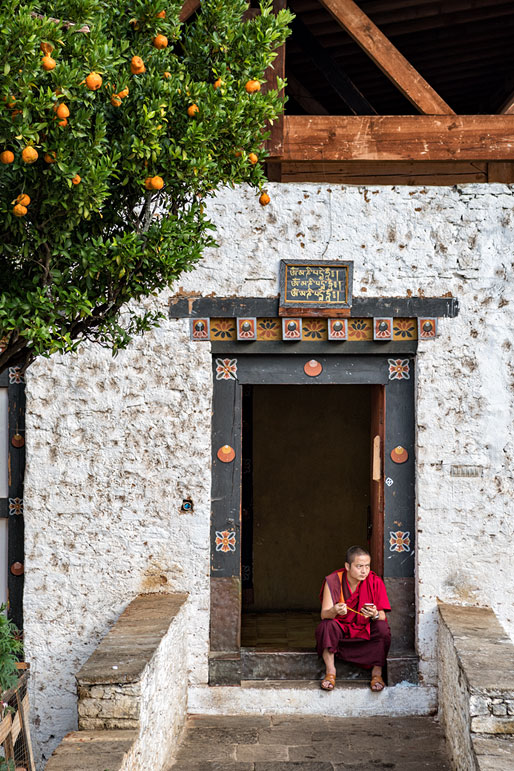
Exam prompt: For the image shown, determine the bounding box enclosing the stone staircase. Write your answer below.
[46,593,189,771]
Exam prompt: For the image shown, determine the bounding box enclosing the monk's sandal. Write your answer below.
[321,673,336,691]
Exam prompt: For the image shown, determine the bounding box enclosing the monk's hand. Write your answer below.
[333,602,347,617]
[360,603,377,618]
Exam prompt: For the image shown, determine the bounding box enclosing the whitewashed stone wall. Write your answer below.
[23,183,514,764]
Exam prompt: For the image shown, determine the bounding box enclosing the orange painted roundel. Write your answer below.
[217,445,235,463]
[304,360,322,377]
[391,445,408,464]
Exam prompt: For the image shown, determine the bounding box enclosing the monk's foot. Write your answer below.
[321,672,336,691]
[370,674,385,692]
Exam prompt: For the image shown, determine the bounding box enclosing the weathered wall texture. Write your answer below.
[23,183,514,764]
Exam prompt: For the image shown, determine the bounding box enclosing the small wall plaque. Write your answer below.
[328,319,348,340]
[282,318,302,341]
[418,318,438,339]
[236,317,257,341]
[374,318,393,341]
[190,318,210,341]
[279,260,353,317]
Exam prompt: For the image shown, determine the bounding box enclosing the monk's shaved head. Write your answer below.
[345,545,370,565]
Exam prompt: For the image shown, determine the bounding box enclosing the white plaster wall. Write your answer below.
[23,183,514,764]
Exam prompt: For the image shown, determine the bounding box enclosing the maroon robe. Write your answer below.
[315,568,391,669]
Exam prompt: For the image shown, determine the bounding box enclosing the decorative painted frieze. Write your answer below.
[418,318,438,339]
[190,318,210,341]
[236,318,257,341]
[374,318,393,341]
[328,319,348,340]
[281,318,302,341]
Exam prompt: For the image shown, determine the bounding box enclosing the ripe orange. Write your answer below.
[163,71,171,79]
[58,117,68,127]
[245,79,261,93]
[187,104,199,117]
[40,41,54,55]
[248,153,258,165]
[3,96,16,109]
[85,72,102,90]
[111,95,122,107]
[118,87,129,98]
[130,56,145,74]
[156,9,166,18]
[150,175,164,190]
[0,150,14,164]
[214,78,222,89]
[13,204,27,217]
[42,56,56,71]
[16,193,30,206]
[144,177,153,190]
[21,147,38,164]
[72,174,81,185]
[153,34,168,49]
[44,152,56,163]
[10,110,21,120]
[259,191,270,206]
[54,103,70,119]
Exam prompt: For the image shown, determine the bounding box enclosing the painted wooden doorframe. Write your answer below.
[209,352,415,685]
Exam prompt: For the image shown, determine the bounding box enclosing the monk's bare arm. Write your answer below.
[320,582,346,619]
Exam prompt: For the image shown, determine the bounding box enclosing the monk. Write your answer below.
[316,545,391,692]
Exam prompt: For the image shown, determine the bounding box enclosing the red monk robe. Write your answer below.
[315,568,391,669]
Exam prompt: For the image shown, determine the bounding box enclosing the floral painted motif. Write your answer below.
[211,319,237,340]
[385,477,394,487]
[215,358,238,380]
[389,531,411,553]
[215,530,236,553]
[393,319,416,340]
[388,359,410,380]
[257,318,281,341]
[302,319,327,340]
[8,367,24,384]
[348,319,372,341]
[8,498,23,516]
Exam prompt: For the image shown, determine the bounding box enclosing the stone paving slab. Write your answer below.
[168,715,450,770]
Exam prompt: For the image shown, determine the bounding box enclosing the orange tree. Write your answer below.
[0,0,292,373]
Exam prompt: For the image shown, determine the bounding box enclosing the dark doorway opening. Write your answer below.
[241,384,374,650]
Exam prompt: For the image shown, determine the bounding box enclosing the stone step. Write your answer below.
[189,680,437,718]
[241,648,418,684]
[242,649,368,681]
[45,730,137,771]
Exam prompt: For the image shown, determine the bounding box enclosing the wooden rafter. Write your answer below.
[291,17,376,114]
[179,0,200,22]
[287,74,330,115]
[317,0,455,115]
[280,116,514,162]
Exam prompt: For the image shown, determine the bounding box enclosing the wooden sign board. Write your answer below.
[279,260,353,317]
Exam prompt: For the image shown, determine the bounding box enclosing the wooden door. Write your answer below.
[369,385,385,576]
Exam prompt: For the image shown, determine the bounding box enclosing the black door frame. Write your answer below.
[209,350,416,685]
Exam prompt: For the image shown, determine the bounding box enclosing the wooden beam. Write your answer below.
[291,17,376,115]
[179,0,200,22]
[281,116,514,162]
[287,73,330,115]
[317,0,455,114]
[280,160,488,185]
